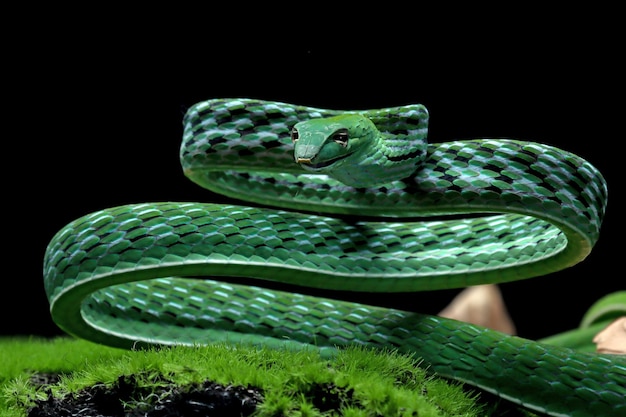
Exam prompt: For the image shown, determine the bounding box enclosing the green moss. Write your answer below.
[0,336,516,416]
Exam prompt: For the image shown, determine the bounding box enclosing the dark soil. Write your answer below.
[27,373,263,417]
[24,371,530,416]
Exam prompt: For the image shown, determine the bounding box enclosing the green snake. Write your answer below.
[43,98,625,417]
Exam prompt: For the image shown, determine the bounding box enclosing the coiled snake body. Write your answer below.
[44,98,625,416]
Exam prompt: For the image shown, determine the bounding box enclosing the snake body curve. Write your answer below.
[44,98,625,417]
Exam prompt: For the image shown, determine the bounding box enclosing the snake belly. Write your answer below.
[43,98,625,417]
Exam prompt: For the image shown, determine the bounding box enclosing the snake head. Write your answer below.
[291,114,376,173]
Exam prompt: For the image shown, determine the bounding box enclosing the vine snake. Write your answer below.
[43,98,625,417]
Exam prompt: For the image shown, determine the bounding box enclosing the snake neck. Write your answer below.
[324,131,426,187]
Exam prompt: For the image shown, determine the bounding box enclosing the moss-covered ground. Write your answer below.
[0,336,538,416]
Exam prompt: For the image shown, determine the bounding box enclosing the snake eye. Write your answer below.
[332,129,349,147]
[291,127,299,142]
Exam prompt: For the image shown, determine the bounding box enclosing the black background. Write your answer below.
[4,12,622,342]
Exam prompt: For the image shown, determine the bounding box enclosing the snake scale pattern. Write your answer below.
[44,98,625,417]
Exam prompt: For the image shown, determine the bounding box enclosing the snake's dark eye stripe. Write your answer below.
[333,129,349,147]
[291,127,299,142]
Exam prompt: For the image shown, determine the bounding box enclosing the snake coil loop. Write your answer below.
[44,98,623,417]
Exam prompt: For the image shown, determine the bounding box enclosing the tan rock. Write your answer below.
[593,316,626,355]
[438,284,516,335]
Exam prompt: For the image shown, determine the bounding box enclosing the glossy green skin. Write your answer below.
[292,112,427,187]
[44,98,625,417]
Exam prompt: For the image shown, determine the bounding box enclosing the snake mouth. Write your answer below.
[298,152,353,170]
